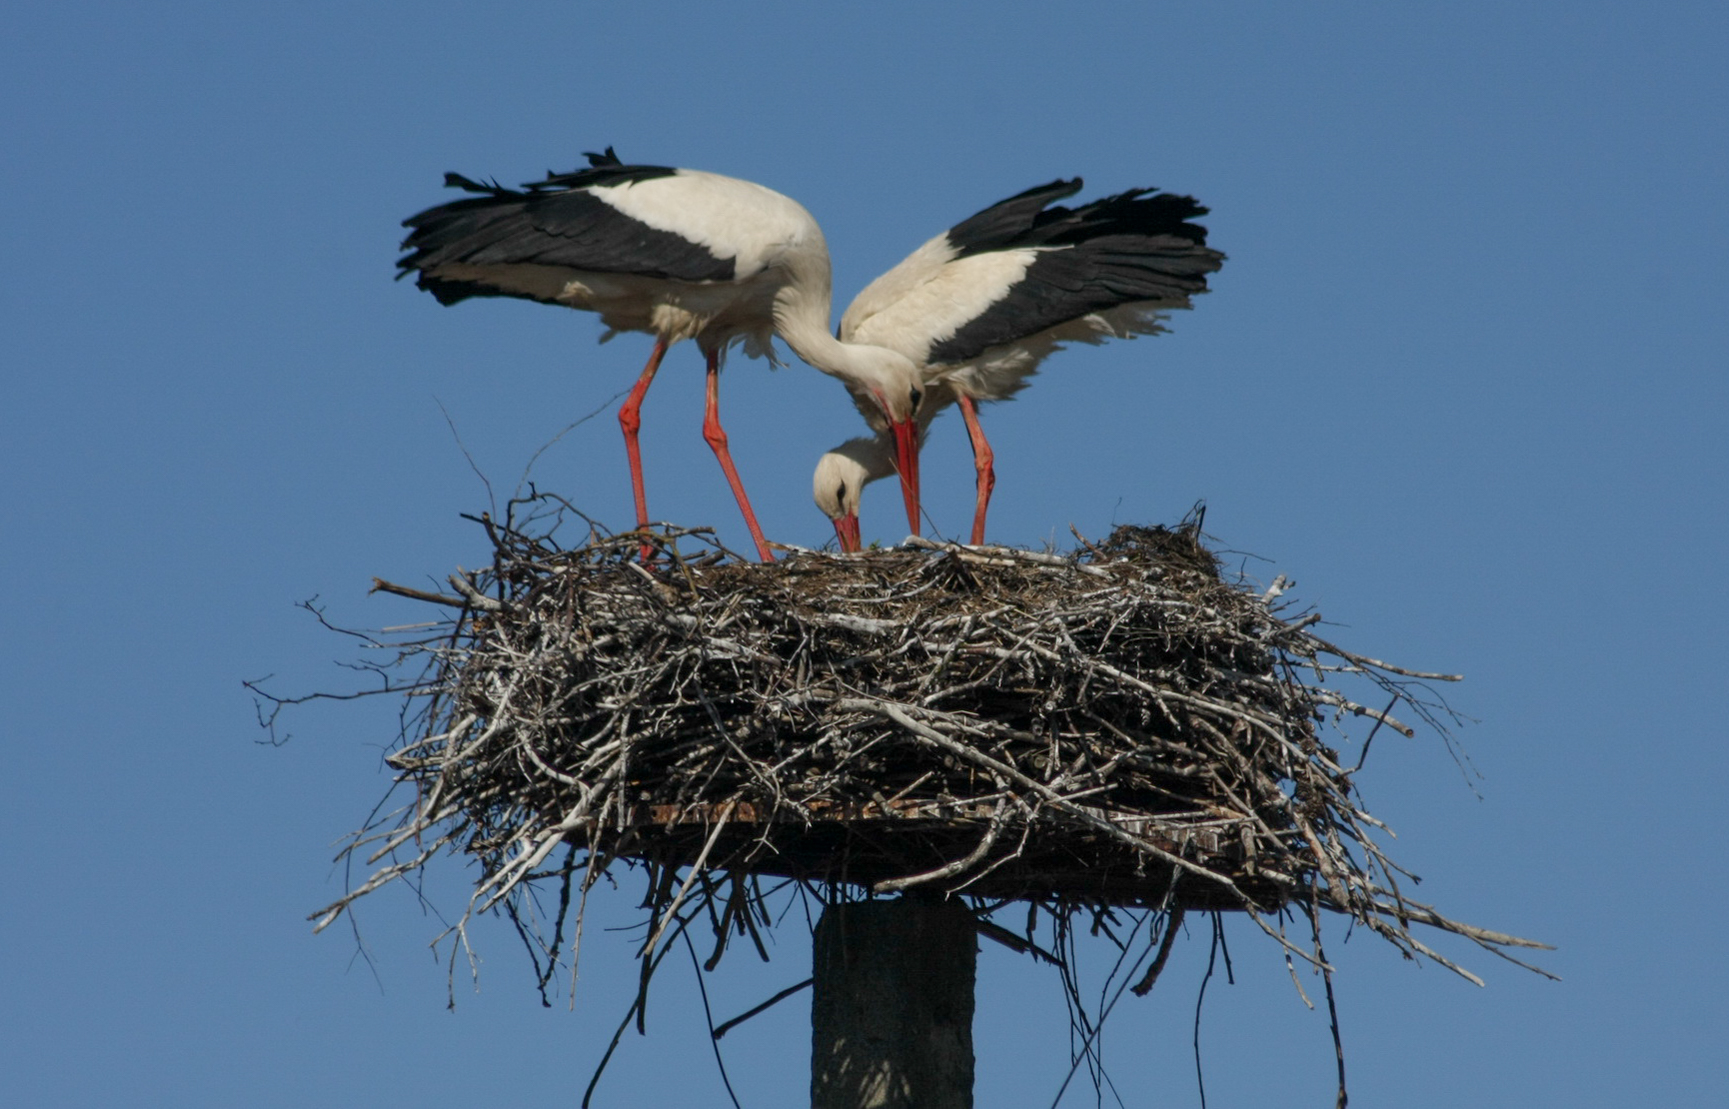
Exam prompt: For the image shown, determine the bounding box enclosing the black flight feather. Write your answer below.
[927,185,1224,365]
[397,150,733,304]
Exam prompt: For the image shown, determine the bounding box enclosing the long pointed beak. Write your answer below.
[833,514,862,553]
[890,417,921,537]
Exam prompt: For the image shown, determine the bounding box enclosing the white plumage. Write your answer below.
[398,148,927,561]
[813,178,1225,550]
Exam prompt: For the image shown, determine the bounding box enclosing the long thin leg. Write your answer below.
[957,395,995,546]
[618,338,670,559]
[701,350,776,562]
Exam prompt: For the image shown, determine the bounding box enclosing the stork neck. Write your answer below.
[774,252,840,358]
[774,256,884,389]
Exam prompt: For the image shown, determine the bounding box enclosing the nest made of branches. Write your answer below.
[296,496,1547,996]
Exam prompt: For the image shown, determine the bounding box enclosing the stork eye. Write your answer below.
[909,387,923,408]
[835,483,847,504]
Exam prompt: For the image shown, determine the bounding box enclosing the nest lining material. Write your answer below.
[312,507,1546,986]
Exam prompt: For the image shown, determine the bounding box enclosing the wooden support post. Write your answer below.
[811,896,977,1109]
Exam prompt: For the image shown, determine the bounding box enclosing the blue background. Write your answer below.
[4,2,1724,1105]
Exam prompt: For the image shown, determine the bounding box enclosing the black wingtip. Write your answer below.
[1009,177,1085,205]
[441,171,511,196]
[946,177,1088,256]
[435,148,630,201]
[1068,188,1216,246]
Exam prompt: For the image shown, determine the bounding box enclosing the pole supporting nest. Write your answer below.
[813,896,977,1109]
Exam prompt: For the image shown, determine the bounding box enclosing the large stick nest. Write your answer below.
[303,498,1545,989]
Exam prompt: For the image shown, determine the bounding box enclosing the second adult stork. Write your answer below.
[398,148,926,561]
[813,178,1225,550]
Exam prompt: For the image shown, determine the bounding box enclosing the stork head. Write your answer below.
[846,347,926,537]
[813,436,899,553]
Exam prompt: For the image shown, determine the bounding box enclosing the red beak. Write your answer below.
[833,514,862,553]
[890,417,921,537]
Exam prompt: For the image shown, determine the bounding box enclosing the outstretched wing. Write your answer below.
[397,149,762,305]
[840,179,1224,381]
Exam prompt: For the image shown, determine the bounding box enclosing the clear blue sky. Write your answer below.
[4,2,1725,1105]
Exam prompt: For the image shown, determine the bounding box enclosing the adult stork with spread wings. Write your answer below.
[397,149,925,562]
[812,179,1224,550]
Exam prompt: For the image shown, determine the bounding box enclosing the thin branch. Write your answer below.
[711,978,814,1040]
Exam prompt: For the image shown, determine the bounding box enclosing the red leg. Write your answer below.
[701,350,776,562]
[958,395,995,545]
[618,338,669,559]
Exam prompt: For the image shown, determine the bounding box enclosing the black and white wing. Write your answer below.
[397,148,807,305]
[840,177,1225,399]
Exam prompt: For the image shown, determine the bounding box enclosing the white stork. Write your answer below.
[812,178,1225,551]
[397,148,926,562]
